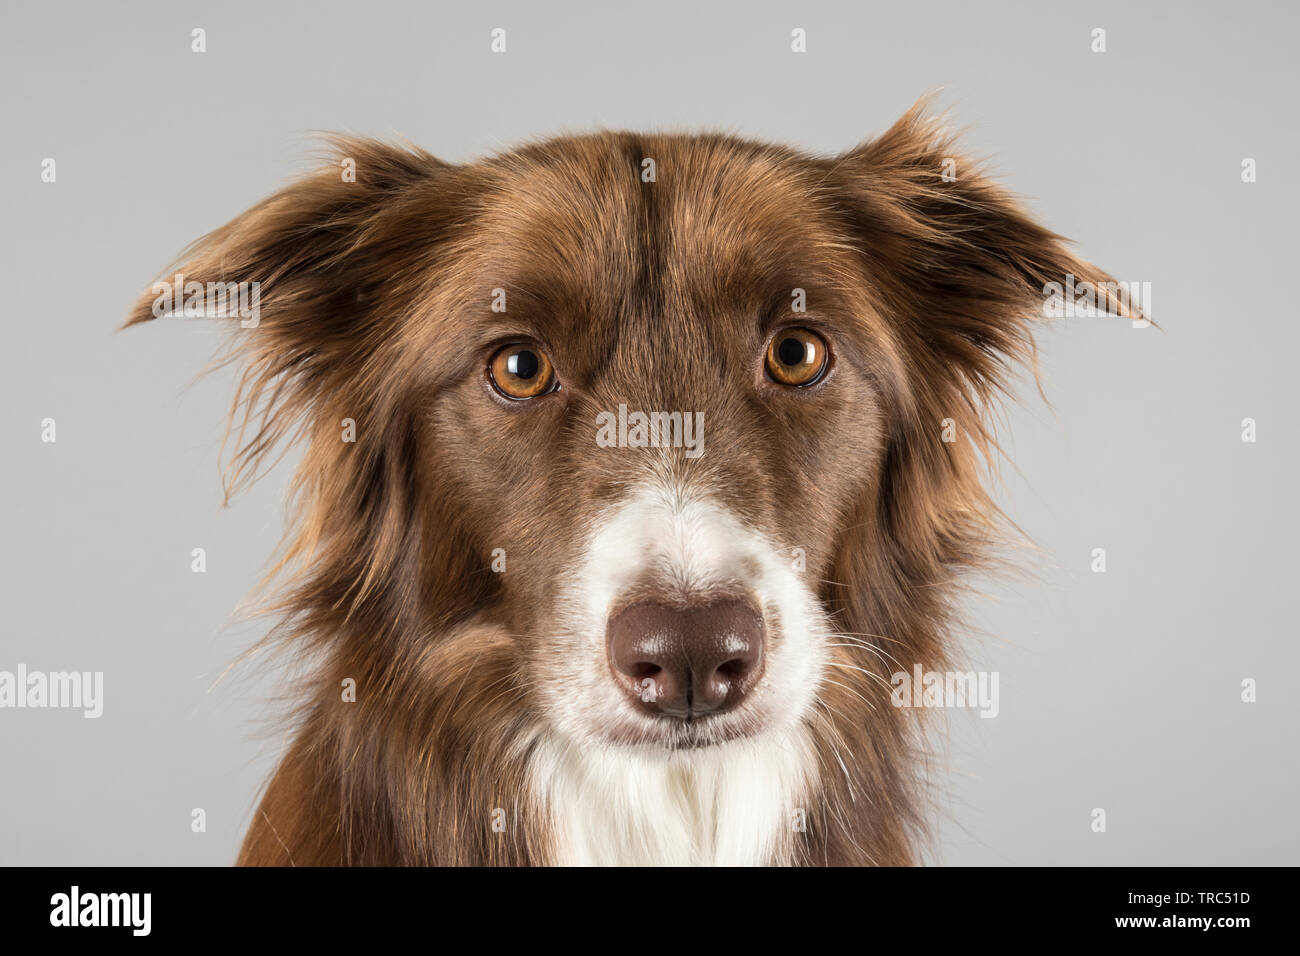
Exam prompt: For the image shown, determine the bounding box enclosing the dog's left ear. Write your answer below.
[816,103,1145,681]
[825,100,1141,401]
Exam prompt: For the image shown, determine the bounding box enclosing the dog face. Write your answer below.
[422,135,903,753]
[128,106,1135,853]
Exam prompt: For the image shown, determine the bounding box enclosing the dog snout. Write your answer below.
[607,598,765,719]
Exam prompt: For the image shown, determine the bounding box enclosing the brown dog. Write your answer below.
[127,101,1136,865]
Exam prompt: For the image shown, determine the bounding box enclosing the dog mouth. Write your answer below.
[599,709,765,751]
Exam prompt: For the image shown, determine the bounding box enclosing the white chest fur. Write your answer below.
[531,731,813,867]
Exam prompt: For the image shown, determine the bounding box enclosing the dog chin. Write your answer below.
[597,712,771,752]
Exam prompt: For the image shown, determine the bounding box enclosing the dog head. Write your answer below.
[127,104,1136,768]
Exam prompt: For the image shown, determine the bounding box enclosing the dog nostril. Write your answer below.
[606,598,765,720]
[717,658,749,679]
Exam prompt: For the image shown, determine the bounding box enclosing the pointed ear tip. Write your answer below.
[120,300,153,330]
[122,284,172,329]
[318,130,365,150]
[900,90,954,126]
[908,89,945,112]
[853,95,960,157]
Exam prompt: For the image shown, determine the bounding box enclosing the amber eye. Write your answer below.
[764,328,829,386]
[488,344,557,399]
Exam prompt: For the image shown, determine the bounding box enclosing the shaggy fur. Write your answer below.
[126,101,1137,866]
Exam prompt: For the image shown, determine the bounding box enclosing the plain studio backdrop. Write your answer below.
[2,0,1296,865]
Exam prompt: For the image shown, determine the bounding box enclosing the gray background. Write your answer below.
[2,0,1296,865]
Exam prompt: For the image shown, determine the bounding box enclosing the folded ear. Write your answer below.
[826,99,1142,406]
[125,138,456,490]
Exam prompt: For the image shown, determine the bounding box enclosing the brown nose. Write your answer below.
[607,599,765,719]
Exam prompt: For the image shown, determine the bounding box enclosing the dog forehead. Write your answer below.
[465,132,846,346]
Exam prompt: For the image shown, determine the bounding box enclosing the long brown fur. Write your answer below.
[126,100,1138,866]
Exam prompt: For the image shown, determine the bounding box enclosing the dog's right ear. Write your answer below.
[125,136,451,338]
[124,139,460,490]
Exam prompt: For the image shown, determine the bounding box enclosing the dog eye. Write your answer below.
[488,345,557,400]
[764,328,828,387]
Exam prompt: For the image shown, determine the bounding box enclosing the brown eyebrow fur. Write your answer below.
[125,100,1140,865]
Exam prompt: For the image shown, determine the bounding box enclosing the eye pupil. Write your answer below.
[777,337,808,367]
[508,350,539,380]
